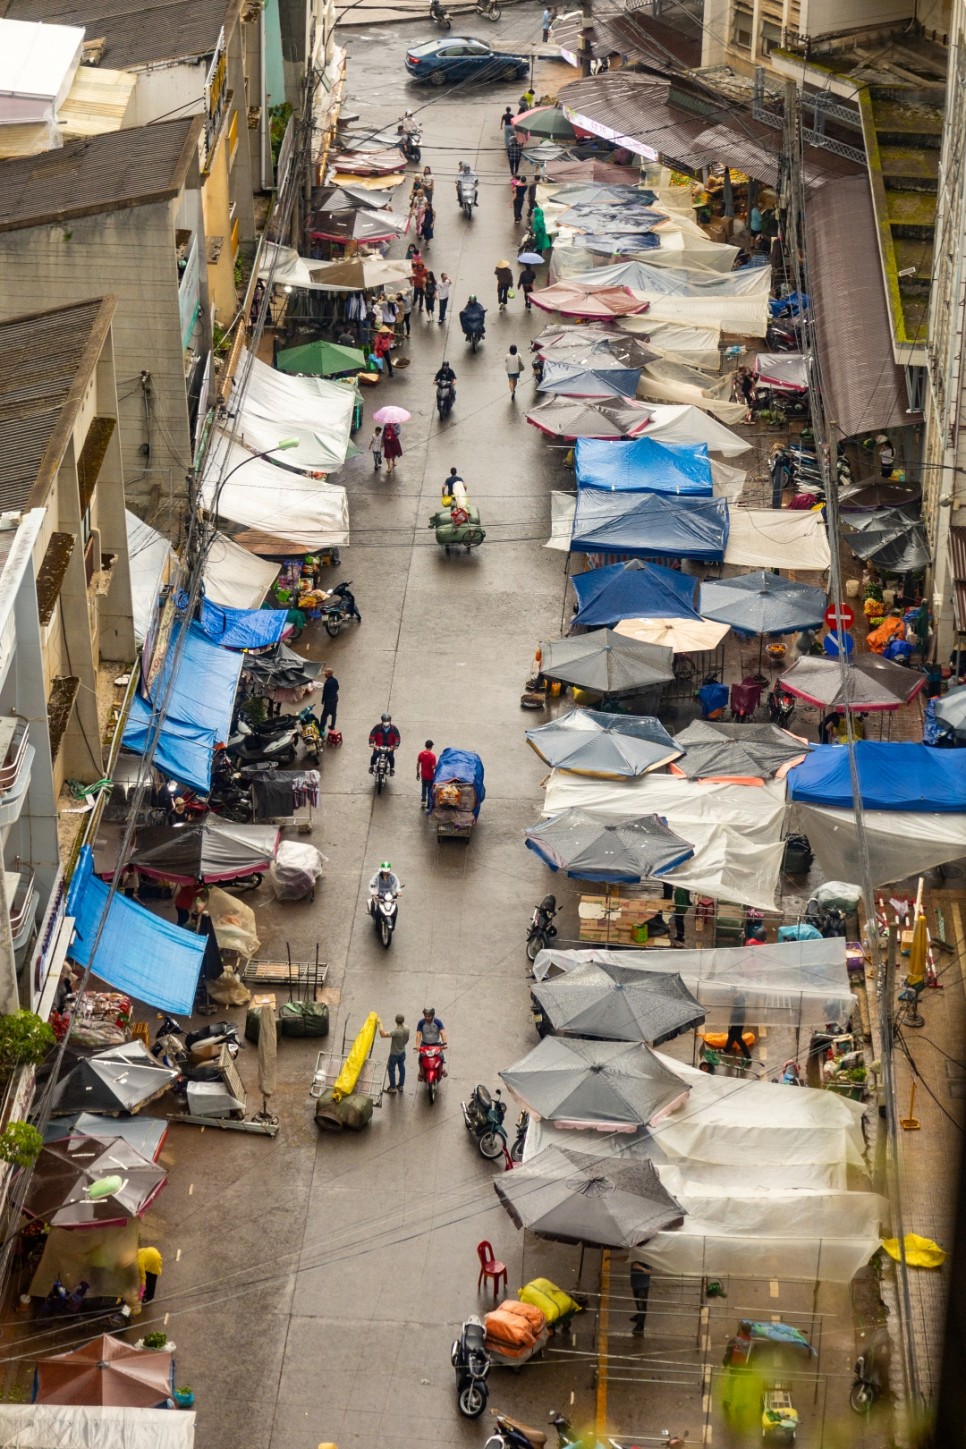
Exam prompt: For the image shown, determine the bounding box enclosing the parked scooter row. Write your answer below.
[770,442,851,504]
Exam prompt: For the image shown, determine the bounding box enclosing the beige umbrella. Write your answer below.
[615,617,730,653]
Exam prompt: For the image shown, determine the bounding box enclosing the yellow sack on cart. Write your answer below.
[332,1012,378,1102]
[518,1277,582,1325]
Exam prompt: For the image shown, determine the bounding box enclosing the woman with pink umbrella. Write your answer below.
[373,405,410,475]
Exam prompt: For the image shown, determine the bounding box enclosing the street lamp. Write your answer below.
[209,438,300,534]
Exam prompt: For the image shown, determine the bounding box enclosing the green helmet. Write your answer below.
[380,862,392,872]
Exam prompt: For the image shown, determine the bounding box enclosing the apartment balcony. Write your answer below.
[0,718,32,829]
[6,867,38,948]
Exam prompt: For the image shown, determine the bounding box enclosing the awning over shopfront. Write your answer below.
[126,511,174,646]
[66,847,205,1014]
[806,174,922,438]
[199,431,350,548]
[787,742,966,812]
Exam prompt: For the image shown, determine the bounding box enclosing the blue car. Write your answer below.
[405,37,529,86]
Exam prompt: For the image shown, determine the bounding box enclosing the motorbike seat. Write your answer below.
[463,1322,486,1351]
[493,1415,547,1445]
[475,1084,492,1109]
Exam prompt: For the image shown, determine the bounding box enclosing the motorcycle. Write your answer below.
[436,377,456,418]
[452,1315,490,1418]
[227,717,298,767]
[398,124,422,163]
[372,745,394,795]
[461,309,486,352]
[767,686,795,728]
[297,708,323,762]
[417,1042,445,1103]
[484,1411,584,1449]
[850,1328,890,1413]
[526,893,557,963]
[429,0,451,26]
[474,0,501,15]
[322,581,360,638]
[457,172,479,221]
[461,1083,508,1160]
[152,1016,242,1074]
[368,879,400,948]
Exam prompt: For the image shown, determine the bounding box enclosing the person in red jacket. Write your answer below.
[369,713,401,774]
[374,326,394,376]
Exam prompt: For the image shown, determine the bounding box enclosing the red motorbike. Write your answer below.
[417,1044,445,1104]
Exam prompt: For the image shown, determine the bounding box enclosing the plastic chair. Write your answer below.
[476,1240,507,1299]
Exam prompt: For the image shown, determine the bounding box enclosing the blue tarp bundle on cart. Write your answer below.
[433,749,485,817]
[575,437,714,496]
[787,742,966,812]
[571,491,729,560]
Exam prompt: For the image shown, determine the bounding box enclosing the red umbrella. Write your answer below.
[530,283,650,319]
[36,1335,173,1408]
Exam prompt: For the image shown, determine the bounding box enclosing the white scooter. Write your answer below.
[369,881,402,948]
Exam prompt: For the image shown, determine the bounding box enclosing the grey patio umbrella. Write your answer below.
[526,708,681,778]
[51,1042,178,1118]
[539,334,659,369]
[779,655,926,712]
[494,1145,685,1248]
[532,960,704,1044]
[843,509,931,572]
[499,1036,689,1128]
[670,721,810,781]
[698,572,827,636]
[540,628,674,695]
[525,809,694,882]
[934,684,966,738]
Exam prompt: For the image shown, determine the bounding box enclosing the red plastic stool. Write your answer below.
[476,1240,508,1300]
[326,730,343,747]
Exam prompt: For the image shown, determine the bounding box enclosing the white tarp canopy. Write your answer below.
[618,319,722,371]
[0,1405,195,1449]
[633,291,769,336]
[638,405,751,456]
[125,510,174,645]
[796,804,966,886]
[203,531,279,610]
[547,490,577,550]
[200,431,349,548]
[637,361,746,424]
[225,350,357,472]
[542,772,787,910]
[725,509,831,571]
[257,240,322,291]
[648,226,741,273]
[710,458,745,500]
[531,939,856,1026]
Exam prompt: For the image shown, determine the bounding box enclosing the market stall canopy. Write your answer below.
[125,511,174,646]
[242,641,322,690]
[526,396,654,439]
[614,616,731,653]
[51,1034,179,1118]
[539,360,641,399]
[839,479,921,512]
[670,721,810,783]
[723,508,830,571]
[544,183,652,209]
[753,353,808,392]
[63,849,205,1020]
[526,708,681,778]
[277,340,366,377]
[23,1138,166,1228]
[225,350,357,471]
[544,158,641,184]
[44,1115,167,1161]
[575,437,713,496]
[203,532,279,612]
[198,597,288,650]
[0,1407,193,1449]
[780,655,925,711]
[787,742,966,811]
[307,206,405,242]
[525,809,694,881]
[129,819,280,884]
[572,491,730,561]
[306,256,413,290]
[934,683,966,737]
[636,359,746,424]
[495,1146,684,1247]
[539,335,659,369]
[530,283,651,318]
[843,509,931,572]
[698,571,827,636]
[638,404,751,457]
[500,1036,689,1129]
[540,628,674,694]
[522,140,576,164]
[199,432,349,549]
[796,801,966,886]
[572,559,699,627]
[121,699,216,799]
[514,104,577,139]
[532,960,704,1044]
[35,1334,174,1409]
[314,184,390,211]
[532,939,854,1028]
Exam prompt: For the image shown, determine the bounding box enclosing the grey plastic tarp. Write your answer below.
[495,1145,684,1247]
[500,1035,690,1129]
[0,1405,195,1449]
[670,721,810,781]
[531,940,855,1028]
[531,959,705,1043]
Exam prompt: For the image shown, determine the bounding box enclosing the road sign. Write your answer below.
[825,602,854,631]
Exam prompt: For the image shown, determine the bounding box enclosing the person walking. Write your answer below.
[531,203,550,252]
[507,133,523,177]
[420,202,435,247]
[495,259,513,309]
[629,1258,651,1333]
[374,325,394,376]
[137,1245,163,1309]
[397,287,413,337]
[724,992,752,1061]
[501,105,514,142]
[425,270,438,318]
[319,667,339,733]
[437,272,452,324]
[412,252,428,312]
[368,425,383,471]
[511,173,528,223]
[505,344,525,397]
[417,739,437,810]
[378,1014,410,1093]
[420,165,435,201]
[383,421,403,474]
[518,261,537,309]
[527,173,539,218]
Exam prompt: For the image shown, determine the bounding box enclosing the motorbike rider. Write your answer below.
[416,1006,447,1071]
[434,359,457,403]
[400,109,419,135]
[429,0,447,17]
[369,713,401,773]
[459,294,486,340]
[369,861,401,899]
[456,161,479,208]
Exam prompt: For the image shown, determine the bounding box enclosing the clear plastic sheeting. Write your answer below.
[796,804,966,887]
[0,1405,195,1449]
[724,508,831,571]
[637,361,746,423]
[531,939,855,1028]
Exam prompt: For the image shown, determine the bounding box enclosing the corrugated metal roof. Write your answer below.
[0,298,114,511]
[558,72,861,189]
[2,0,237,69]
[554,10,701,69]
[806,174,921,440]
[0,116,200,231]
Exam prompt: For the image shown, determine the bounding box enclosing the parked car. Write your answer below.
[405,37,529,85]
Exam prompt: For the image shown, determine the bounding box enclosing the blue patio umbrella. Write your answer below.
[572,560,700,628]
[525,809,694,882]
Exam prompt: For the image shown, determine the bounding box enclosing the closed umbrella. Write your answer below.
[669,721,810,782]
[532,960,704,1044]
[525,707,680,778]
[499,1036,689,1128]
[699,572,827,636]
[35,1335,174,1408]
[255,1003,277,1125]
[525,809,694,881]
[276,340,366,376]
[540,628,674,695]
[526,397,654,439]
[23,1137,167,1228]
[494,1146,685,1248]
[779,655,925,711]
[51,1042,178,1117]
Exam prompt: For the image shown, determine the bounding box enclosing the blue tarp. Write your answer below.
[787,742,966,812]
[122,697,218,794]
[571,491,730,561]
[575,437,714,496]
[65,846,204,1014]
[433,748,485,817]
[147,620,243,738]
[199,598,288,651]
[572,560,700,628]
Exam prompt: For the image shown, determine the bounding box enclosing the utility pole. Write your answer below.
[579,0,593,76]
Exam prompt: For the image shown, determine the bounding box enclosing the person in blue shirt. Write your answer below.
[416,1007,447,1074]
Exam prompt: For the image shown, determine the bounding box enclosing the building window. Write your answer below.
[228,109,239,167]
